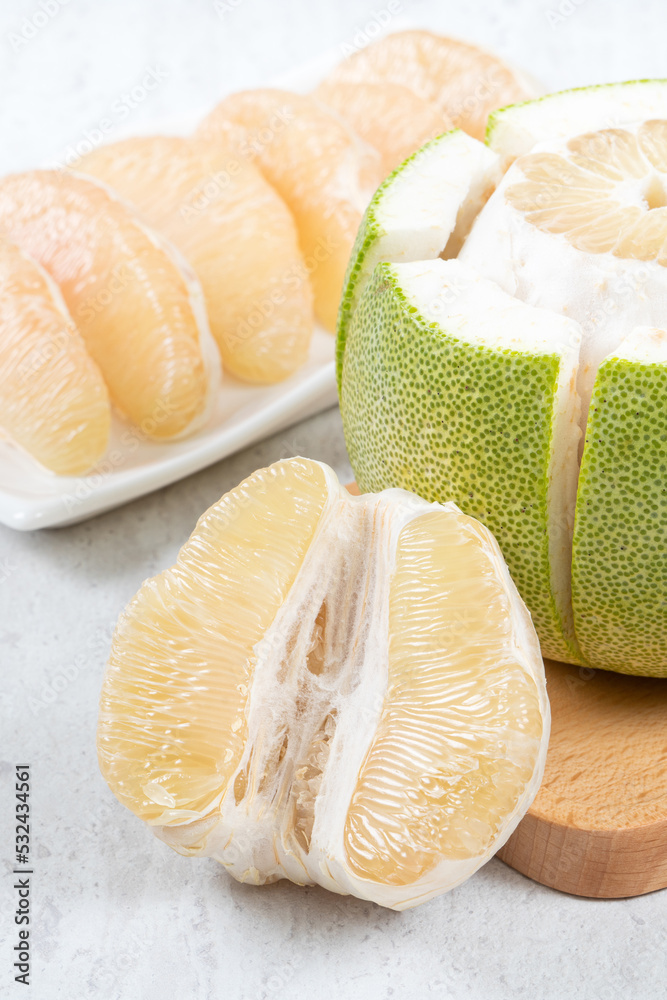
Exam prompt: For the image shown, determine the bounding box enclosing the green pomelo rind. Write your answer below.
[341,261,584,666]
[571,356,667,676]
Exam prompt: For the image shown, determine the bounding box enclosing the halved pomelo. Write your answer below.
[324,29,537,141]
[198,90,384,332]
[0,170,218,438]
[76,134,313,384]
[314,80,444,176]
[0,238,110,475]
[98,457,549,909]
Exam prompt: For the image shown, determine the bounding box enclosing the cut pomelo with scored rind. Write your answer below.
[198,90,384,333]
[486,79,667,169]
[313,80,444,177]
[98,457,549,910]
[325,29,538,142]
[0,170,219,439]
[571,327,667,676]
[339,89,667,677]
[340,258,583,666]
[0,239,110,475]
[76,135,313,385]
[336,129,501,387]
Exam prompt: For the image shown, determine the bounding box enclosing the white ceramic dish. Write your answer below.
[0,329,337,529]
[0,60,350,530]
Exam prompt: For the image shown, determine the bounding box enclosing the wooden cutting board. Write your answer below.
[497,659,667,898]
[346,483,667,898]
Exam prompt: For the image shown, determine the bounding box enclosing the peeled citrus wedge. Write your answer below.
[314,80,443,176]
[338,82,667,676]
[0,238,110,475]
[77,135,313,384]
[199,90,384,331]
[98,457,549,909]
[0,170,217,438]
[324,29,536,142]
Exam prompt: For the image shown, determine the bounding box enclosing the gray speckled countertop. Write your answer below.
[1,1,666,997]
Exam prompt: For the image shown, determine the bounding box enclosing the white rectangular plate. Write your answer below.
[0,332,337,530]
[0,58,349,530]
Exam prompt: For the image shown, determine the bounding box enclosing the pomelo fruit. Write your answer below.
[76,134,313,384]
[0,238,110,475]
[0,170,218,438]
[341,258,582,667]
[338,83,667,677]
[98,457,549,909]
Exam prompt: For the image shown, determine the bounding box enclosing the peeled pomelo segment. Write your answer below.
[0,170,217,438]
[336,129,501,386]
[0,239,110,475]
[343,510,545,893]
[459,121,667,429]
[98,458,330,826]
[486,79,667,169]
[76,135,313,384]
[98,456,549,909]
[571,327,667,677]
[313,80,444,176]
[198,89,384,332]
[340,258,583,665]
[325,29,537,142]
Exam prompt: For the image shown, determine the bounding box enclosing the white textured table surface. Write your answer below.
[2,1,666,998]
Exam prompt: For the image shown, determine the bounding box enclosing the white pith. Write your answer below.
[388,258,582,660]
[487,80,667,169]
[611,323,667,362]
[153,464,549,910]
[458,123,667,431]
[347,130,501,320]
